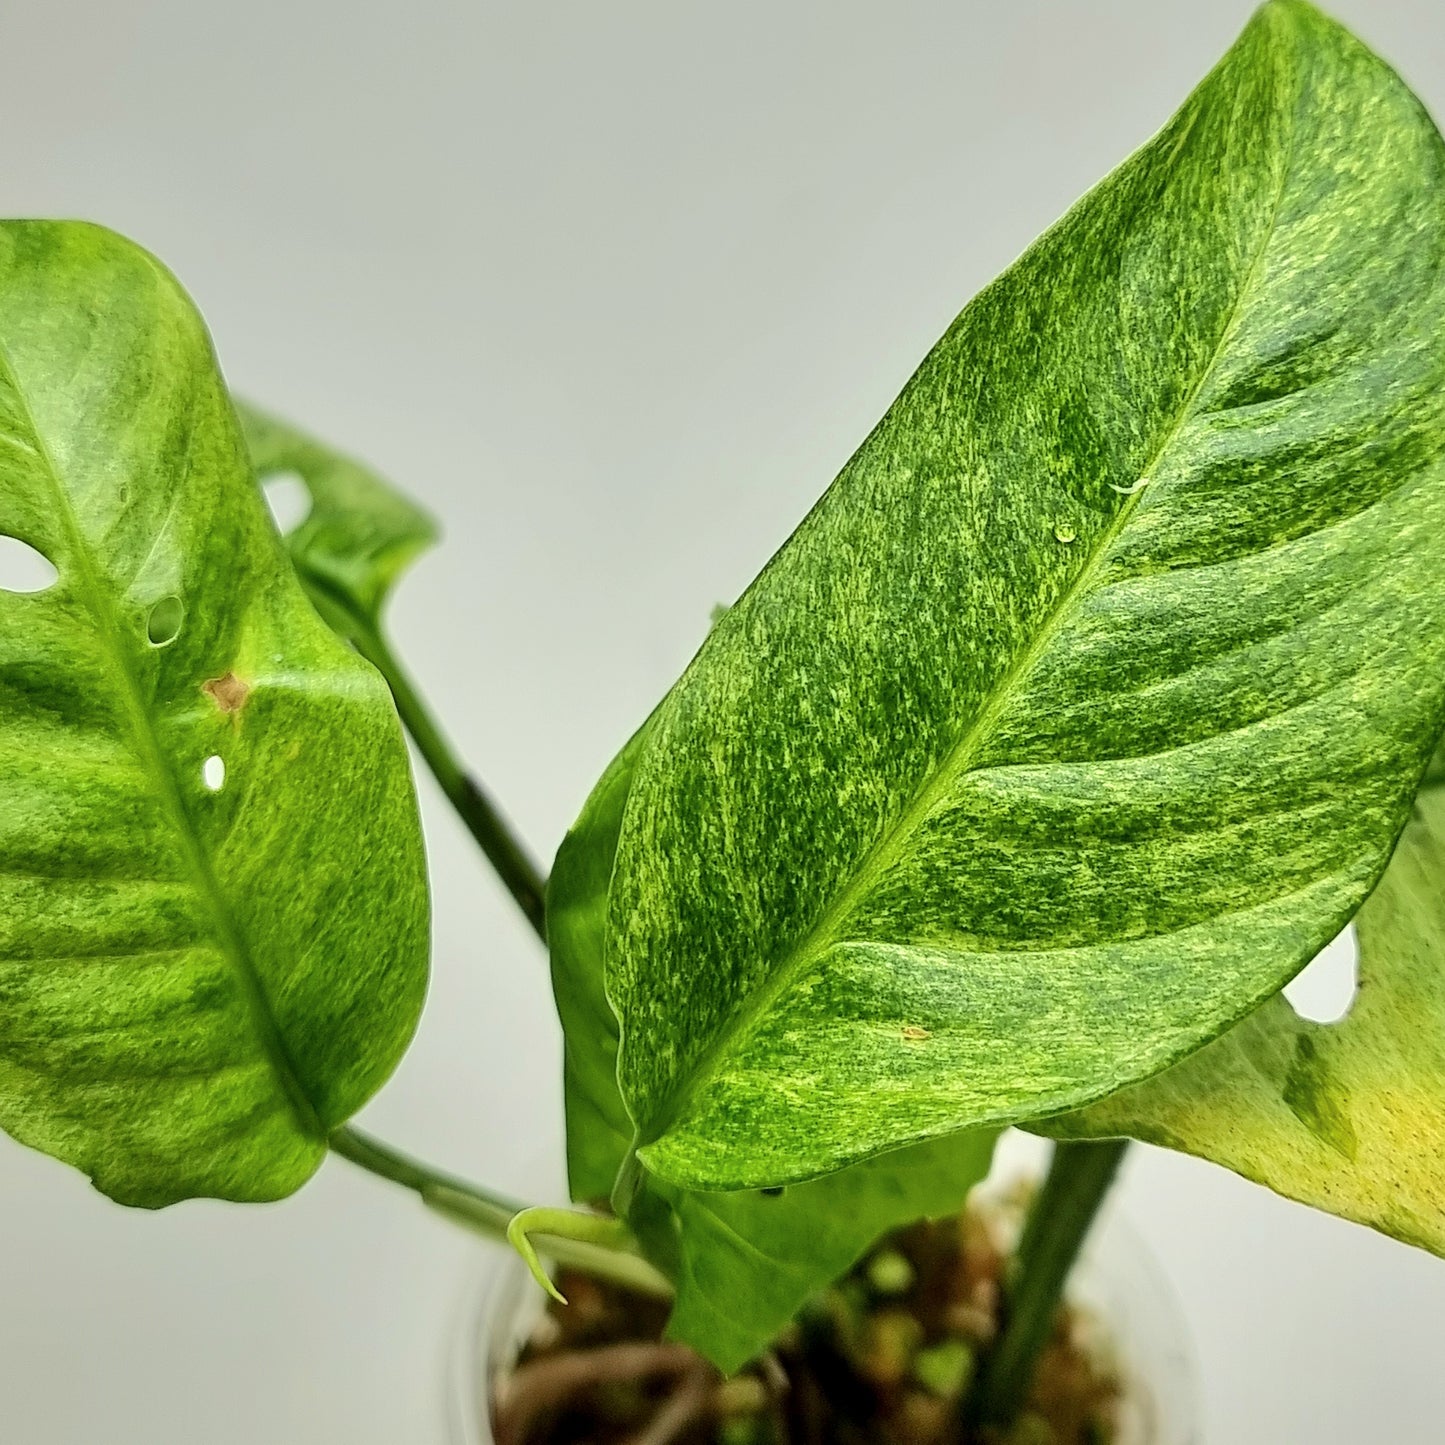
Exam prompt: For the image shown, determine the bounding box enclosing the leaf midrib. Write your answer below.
[637,95,1300,1151]
[0,332,326,1143]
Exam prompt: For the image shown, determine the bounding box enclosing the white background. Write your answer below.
[1,2,1442,1441]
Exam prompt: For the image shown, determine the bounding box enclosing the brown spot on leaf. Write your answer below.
[203,671,250,715]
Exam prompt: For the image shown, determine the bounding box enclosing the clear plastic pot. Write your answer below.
[449,1198,1201,1445]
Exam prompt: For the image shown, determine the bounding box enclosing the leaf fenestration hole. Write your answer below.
[146,595,184,646]
[1284,923,1358,1024]
[262,472,311,534]
[201,755,226,792]
[0,535,58,594]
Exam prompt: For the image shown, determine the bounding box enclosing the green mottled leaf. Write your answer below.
[1044,741,1445,1255]
[547,721,996,1371]
[0,222,428,1206]
[237,401,437,642]
[549,722,649,1204]
[605,1,1445,1192]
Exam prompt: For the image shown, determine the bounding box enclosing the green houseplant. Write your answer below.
[2,0,1444,1437]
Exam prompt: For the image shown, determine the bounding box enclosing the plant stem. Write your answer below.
[965,1138,1129,1430]
[328,1125,671,1298]
[329,1121,521,1229]
[349,619,548,940]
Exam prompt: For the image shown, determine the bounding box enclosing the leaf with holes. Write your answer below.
[547,721,996,1371]
[238,401,437,646]
[604,1,1445,1192]
[0,221,428,1206]
[1041,739,1445,1256]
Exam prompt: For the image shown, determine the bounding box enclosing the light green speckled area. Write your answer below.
[548,715,997,1371]
[1046,740,1445,1256]
[604,2,1445,1191]
[0,223,429,1207]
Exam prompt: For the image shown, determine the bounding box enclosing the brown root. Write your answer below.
[495,1342,699,1445]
